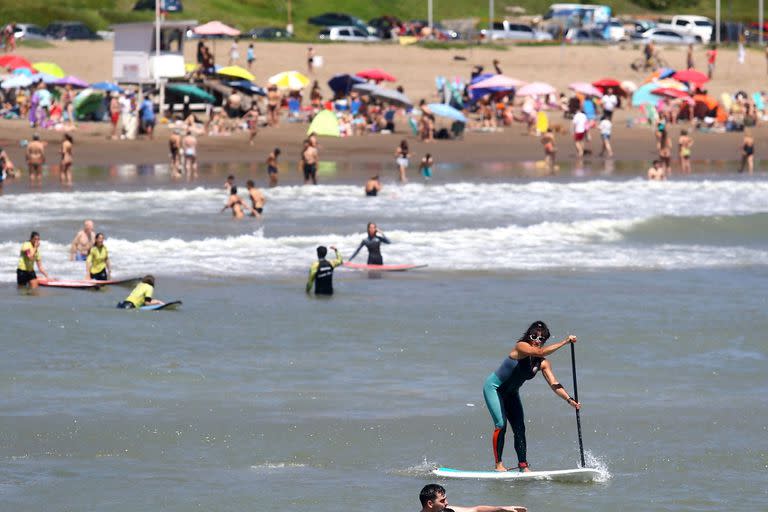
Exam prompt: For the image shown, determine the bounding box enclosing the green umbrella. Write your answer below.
[306,110,340,137]
[73,88,105,119]
[167,83,216,103]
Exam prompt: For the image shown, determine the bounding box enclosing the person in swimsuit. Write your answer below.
[60,134,73,187]
[267,85,280,127]
[25,133,45,186]
[419,153,434,182]
[246,180,266,218]
[647,159,667,181]
[739,130,755,174]
[70,220,96,261]
[85,233,111,281]
[267,148,281,187]
[678,129,693,174]
[365,175,381,196]
[418,484,527,512]
[17,231,50,288]
[307,46,316,74]
[302,138,318,185]
[349,222,391,265]
[540,129,556,173]
[221,186,251,219]
[169,130,181,174]
[182,130,197,175]
[395,139,409,183]
[243,103,260,145]
[656,124,672,176]
[483,321,580,472]
[306,245,343,296]
[0,145,15,193]
[117,275,162,309]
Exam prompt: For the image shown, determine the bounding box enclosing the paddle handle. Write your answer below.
[571,342,586,468]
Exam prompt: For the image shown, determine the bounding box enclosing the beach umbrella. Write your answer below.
[620,80,638,93]
[306,110,340,137]
[654,78,688,91]
[516,82,556,97]
[371,88,413,107]
[356,68,396,82]
[631,82,663,107]
[32,62,65,78]
[32,73,60,84]
[217,65,255,81]
[351,82,379,95]
[673,69,708,85]
[1,74,33,89]
[73,88,105,117]
[226,80,266,96]
[651,88,690,100]
[569,82,602,97]
[167,83,216,103]
[12,67,33,77]
[53,75,89,88]
[658,67,676,79]
[426,103,467,123]
[468,75,526,90]
[327,73,365,95]
[91,81,124,93]
[592,78,621,89]
[0,54,32,70]
[268,70,310,90]
[193,21,240,37]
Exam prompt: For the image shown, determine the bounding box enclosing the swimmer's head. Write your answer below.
[32,133,40,141]
[274,148,281,156]
[316,246,327,258]
[29,231,40,242]
[246,180,255,188]
[230,186,238,195]
[519,320,550,346]
[142,274,155,286]
[95,233,105,246]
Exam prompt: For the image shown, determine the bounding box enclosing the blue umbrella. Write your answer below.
[12,67,33,77]
[328,73,365,95]
[226,80,266,96]
[631,82,662,107]
[427,103,467,123]
[658,67,676,79]
[91,81,125,93]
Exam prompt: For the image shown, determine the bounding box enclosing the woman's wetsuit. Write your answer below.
[483,355,541,467]
[349,234,390,265]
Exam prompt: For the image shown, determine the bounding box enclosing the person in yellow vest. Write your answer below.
[117,275,162,309]
[85,233,111,281]
[17,231,50,288]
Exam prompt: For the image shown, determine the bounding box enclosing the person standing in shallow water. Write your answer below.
[306,246,343,296]
[483,321,580,472]
[349,222,390,265]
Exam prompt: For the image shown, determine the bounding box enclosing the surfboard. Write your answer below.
[343,262,427,272]
[140,301,182,311]
[432,467,599,482]
[38,277,141,289]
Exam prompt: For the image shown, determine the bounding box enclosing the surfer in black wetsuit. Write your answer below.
[348,222,390,265]
[306,245,343,295]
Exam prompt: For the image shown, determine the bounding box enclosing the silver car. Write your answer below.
[639,27,701,45]
[14,23,49,41]
[317,26,381,42]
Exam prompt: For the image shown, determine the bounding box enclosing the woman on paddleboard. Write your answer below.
[349,222,390,265]
[483,321,580,472]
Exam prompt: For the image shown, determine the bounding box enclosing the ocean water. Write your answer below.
[1,163,767,511]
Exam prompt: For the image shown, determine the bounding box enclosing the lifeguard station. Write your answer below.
[112,20,196,84]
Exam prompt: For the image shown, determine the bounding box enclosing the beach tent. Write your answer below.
[193,21,240,37]
[32,62,65,78]
[217,66,255,81]
[307,110,340,137]
[269,71,310,90]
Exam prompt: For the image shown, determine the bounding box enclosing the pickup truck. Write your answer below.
[480,21,553,41]
[658,15,713,43]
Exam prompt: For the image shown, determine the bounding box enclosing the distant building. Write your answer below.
[112,20,196,83]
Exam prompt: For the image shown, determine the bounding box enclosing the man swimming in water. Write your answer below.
[364,175,381,196]
[418,484,526,512]
[70,220,95,261]
[306,245,343,296]
[246,180,266,218]
[117,274,162,309]
[349,222,390,265]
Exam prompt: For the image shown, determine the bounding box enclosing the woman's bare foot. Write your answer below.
[494,463,508,472]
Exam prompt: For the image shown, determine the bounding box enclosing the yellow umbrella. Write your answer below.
[32,62,65,78]
[217,66,255,81]
[268,70,310,90]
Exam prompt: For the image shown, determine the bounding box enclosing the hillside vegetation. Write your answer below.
[0,0,763,38]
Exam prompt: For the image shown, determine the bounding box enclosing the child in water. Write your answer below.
[419,153,434,182]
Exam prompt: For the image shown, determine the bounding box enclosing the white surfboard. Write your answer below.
[432,467,599,482]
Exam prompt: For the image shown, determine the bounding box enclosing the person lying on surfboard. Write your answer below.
[348,222,390,265]
[419,484,526,512]
[483,320,580,472]
[117,275,163,309]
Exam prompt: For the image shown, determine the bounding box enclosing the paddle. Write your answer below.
[571,342,586,468]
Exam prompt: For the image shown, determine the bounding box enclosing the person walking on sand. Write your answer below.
[182,130,198,175]
[738,130,755,174]
[70,220,96,261]
[246,180,266,218]
[365,175,382,196]
[60,134,73,187]
[418,484,526,512]
[302,138,318,185]
[678,129,693,174]
[598,115,613,158]
[26,133,45,185]
[686,43,695,70]
[541,128,557,172]
[419,153,434,181]
[307,46,316,74]
[266,148,281,187]
[247,43,255,70]
[229,39,239,66]
[395,139,409,183]
[706,45,717,79]
[572,107,587,158]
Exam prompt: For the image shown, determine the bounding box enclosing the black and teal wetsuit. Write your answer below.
[483,355,541,467]
[349,234,390,265]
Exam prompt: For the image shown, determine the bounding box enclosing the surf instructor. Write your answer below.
[483,320,580,472]
[349,222,390,265]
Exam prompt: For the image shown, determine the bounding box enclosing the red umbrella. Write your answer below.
[672,69,708,84]
[651,88,691,99]
[592,78,621,89]
[0,54,33,70]
[356,68,396,82]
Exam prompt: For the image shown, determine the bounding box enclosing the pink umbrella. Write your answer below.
[569,82,602,97]
[193,21,241,37]
[53,75,89,88]
[516,82,556,97]
[468,75,526,90]
[356,69,396,82]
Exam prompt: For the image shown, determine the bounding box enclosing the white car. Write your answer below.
[606,19,626,41]
[14,23,49,41]
[481,21,553,41]
[639,27,701,45]
[317,26,381,42]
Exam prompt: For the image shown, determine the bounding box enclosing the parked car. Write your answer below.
[480,21,553,41]
[247,27,293,39]
[634,27,701,45]
[659,15,713,43]
[606,19,626,41]
[14,23,49,41]
[133,0,183,12]
[308,12,372,34]
[565,28,609,44]
[626,20,656,38]
[368,16,403,39]
[45,21,100,40]
[317,26,380,42]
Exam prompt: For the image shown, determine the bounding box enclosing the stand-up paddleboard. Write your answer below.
[432,467,600,482]
[343,262,427,272]
[140,301,182,311]
[39,277,141,289]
